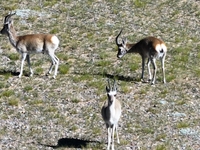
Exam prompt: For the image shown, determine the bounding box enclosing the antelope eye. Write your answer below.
[114,94,117,96]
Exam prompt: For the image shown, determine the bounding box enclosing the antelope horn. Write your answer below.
[113,79,117,91]
[107,79,111,90]
[116,29,123,46]
[4,12,16,24]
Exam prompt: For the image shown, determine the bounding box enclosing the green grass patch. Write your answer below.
[71,98,80,103]
[30,99,43,105]
[99,52,109,59]
[3,4,18,11]
[71,125,78,131]
[59,64,70,74]
[146,107,158,114]
[33,60,43,67]
[95,60,111,67]
[194,68,200,77]
[24,85,33,92]
[1,90,14,97]
[77,74,93,81]
[72,75,82,83]
[156,144,167,150]
[197,51,200,59]
[159,89,168,98]
[166,73,176,83]
[155,133,167,141]
[125,122,135,133]
[138,89,147,95]
[43,0,58,7]
[0,82,5,89]
[8,99,19,106]
[8,53,19,60]
[120,139,129,145]
[121,85,132,94]
[88,80,104,91]
[0,127,7,136]
[50,27,59,34]
[35,67,44,75]
[175,99,186,105]
[134,0,148,8]
[45,106,57,113]
[92,127,101,135]
[27,16,38,22]
[140,127,154,134]
[129,64,139,72]
[57,53,68,61]
[1,72,12,80]
[176,121,190,129]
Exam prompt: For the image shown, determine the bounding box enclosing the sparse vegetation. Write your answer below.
[8,98,19,106]
[1,90,14,97]
[8,53,19,60]
[0,0,199,149]
[176,121,190,129]
[59,64,70,74]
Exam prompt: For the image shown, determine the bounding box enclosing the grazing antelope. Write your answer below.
[0,13,59,78]
[116,29,167,84]
[101,79,121,150]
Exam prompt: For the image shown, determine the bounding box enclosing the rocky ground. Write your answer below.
[0,0,200,150]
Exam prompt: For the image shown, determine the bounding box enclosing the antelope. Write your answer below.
[116,29,167,84]
[0,13,59,78]
[101,79,121,150]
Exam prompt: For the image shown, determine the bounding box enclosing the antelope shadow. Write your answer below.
[0,70,20,76]
[0,70,50,78]
[40,137,101,149]
[74,71,139,82]
[103,73,138,82]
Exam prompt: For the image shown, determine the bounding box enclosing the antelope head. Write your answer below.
[116,29,129,58]
[106,79,117,104]
[0,12,16,35]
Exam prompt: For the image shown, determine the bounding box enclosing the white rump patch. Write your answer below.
[155,44,167,58]
[51,36,59,46]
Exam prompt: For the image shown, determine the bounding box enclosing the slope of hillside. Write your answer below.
[0,0,199,149]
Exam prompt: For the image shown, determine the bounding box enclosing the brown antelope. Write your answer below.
[0,13,59,78]
[116,29,167,84]
[101,79,121,150]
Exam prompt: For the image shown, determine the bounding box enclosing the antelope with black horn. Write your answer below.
[0,13,60,78]
[116,29,167,84]
[101,79,121,150]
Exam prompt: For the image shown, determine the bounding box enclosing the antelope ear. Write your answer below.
[9,20,13,24]
[4,18,13,25]
[122,38,127,46]
[7,20,13,29]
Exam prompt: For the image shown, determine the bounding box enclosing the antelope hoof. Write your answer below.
[141,78,149,83]
[46,72,50,76]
